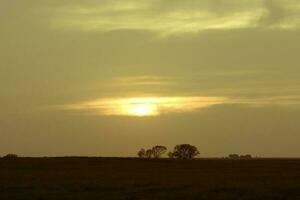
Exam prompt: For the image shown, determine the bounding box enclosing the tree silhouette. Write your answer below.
[243,154,252,159]
[146,149,153,158]
[169,144,199,160]
[151,145,167,158]
[228,154,239,159]
[3,154,18,159]
[168,151,174,158]
[137,148,146,158]
[228,154,252,159]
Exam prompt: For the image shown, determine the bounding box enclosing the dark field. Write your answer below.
[0,158,300,200]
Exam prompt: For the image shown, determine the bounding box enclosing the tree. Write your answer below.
[151,145,167,158]
[168,152,174,158]
[170,144,199,160]
[137,148,146,158]
[146,149,153,158]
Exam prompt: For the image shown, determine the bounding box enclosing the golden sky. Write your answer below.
[1,0,300,157]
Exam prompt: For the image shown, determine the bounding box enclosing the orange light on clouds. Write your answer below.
[65,96,228,117]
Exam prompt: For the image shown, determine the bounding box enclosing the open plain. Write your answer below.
[0,158,299,200]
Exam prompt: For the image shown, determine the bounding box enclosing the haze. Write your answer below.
[1,0,300,157]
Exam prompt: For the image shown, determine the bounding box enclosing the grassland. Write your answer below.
[0,158,299,200]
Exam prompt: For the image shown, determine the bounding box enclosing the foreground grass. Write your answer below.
[0,158,299,200]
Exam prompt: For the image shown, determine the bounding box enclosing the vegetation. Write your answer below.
[137,148,146,158]
[168,144,200,160]
[138,144,199,160]
[138,145,167,158]
[227,154,253,159]
[151,145,167,158]
[3,153,18,159]
[138,145,256,160]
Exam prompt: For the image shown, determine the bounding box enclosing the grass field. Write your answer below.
[0,158,299,200]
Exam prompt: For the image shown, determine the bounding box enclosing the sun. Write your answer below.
[126,103,158,116]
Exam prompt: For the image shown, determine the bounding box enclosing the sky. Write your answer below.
[1,0,300,157]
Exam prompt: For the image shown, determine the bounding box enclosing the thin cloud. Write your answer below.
[111,76,173,87]
[60,95,300,116]
[232,95,300,107]
[63,96,229,116]
[48,0,300,34]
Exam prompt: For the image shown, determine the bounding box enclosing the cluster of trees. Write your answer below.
[138,146,167,158]
[2,154,18,159]
[227,154,252,159]
[138,144,200,160]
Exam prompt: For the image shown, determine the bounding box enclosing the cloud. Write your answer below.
[110,76,173,87]
[59,94,300,116]
[259,0,300,29]
[63,96,229,116]
[233,95,300,107]
[48,0,300,34]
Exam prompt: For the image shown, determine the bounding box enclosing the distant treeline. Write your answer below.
[137,144,253,160]
[1,154,18,158]
[1,148,253,160]
[226,154,253,159]
[138,144,200,160]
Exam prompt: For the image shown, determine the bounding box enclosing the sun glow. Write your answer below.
[126,103,158,116]
[66,96,228,117]
[116,98,161,116]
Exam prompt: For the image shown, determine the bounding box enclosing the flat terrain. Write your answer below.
[0,158,299,200]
